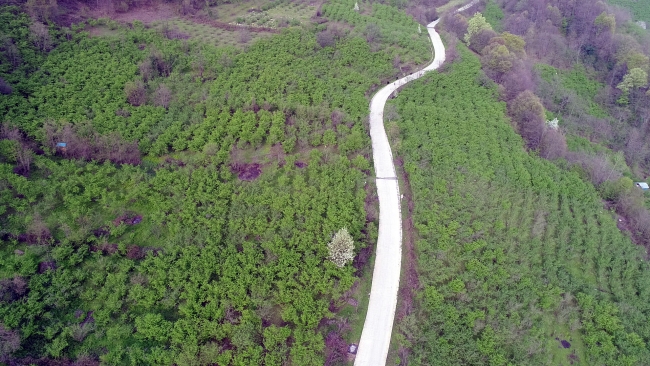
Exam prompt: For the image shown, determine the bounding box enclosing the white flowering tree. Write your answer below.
[328,228,355,267]
[546,118,559,130]
[354,2,359,11]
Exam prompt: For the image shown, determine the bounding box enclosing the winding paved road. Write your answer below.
[355,2,478,364]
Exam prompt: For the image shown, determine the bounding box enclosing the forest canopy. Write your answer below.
[0,2,399,363]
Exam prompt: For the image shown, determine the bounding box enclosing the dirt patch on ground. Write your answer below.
[38,261,57,273]
[188,15,280,33]
[92,4,177,24]
[113,213,143,226]
[393,156,420,364]
[616,213,631,234]
[90,243,119,255]
[15,232,52,245]
[93,226,110,238]
[230,162,262,181]
[604,200,650,255]
[395,157,419,321]
[363,180,379,222]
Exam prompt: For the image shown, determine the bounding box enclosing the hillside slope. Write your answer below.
[391,47,650,365]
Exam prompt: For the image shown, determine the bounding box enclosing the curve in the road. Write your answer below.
[354,2,479,365]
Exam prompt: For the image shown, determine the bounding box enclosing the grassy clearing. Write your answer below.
[149,19,272,48]
[607,0,650,23]
[536,63,608,118]
[86,24,121,37]
[436,0,467,13]
[545,320,586,365]
[210,0,317,26]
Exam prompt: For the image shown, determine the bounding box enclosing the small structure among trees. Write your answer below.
[327,228,355,267]
[635,182,649,191]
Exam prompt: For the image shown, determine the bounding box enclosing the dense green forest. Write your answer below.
[0,1,405,363]
[4,0,650,363]
[390,46,650,365]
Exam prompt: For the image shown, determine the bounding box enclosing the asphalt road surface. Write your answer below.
[354,2,478,363]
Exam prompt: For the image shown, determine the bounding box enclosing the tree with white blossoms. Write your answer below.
[328,228,355,267]
[418,24,422,34]
[354,2,359,11]
[545,117,559,130]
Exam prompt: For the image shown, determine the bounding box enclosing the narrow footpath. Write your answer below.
[354,2,478,364]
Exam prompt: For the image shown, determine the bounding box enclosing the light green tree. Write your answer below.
[618,68,648,91]
[464,13,493,47]
[617,68,648,104]
[482,43,514,73]
[327,228,355,267]
[594,12,616,33]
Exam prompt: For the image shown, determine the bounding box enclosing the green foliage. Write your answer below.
[321,0,432,65]
[0,151,369,363]
[465,12,493,46]
[536,63,609,118]
[600,177,634,201]
[616,68,648,105]
[594,12,616,33]
[482,0,504,32]
[208,28,392,123]
[537,64,602,101]
[392,46,650,365]
[617,67,648,92]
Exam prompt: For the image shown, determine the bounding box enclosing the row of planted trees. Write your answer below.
[0,1,414,363]
[390,46,650,365]
[443,3,650,245]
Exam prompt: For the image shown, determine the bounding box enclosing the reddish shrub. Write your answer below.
[0,77,11,95]
[330,110,345,126]
[352,246,373,274]
[540,128,567,160]
[0,277,27,303]
[93,226,110,238]
[72,355,100,366]
[124,81,146,106]
[126,246,144,260]
[469,28,497,54]
[230,163,262,181]
[38,261,57,273]
[444,13,468,39]
[113,213,142,226]
[324,331,348,366]
[317,30,335,48]
[153,84,172,109]
[509,91,546,148]
[0,323,20,359]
